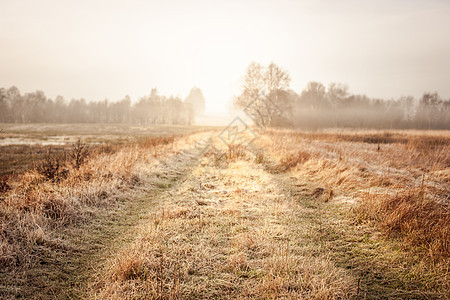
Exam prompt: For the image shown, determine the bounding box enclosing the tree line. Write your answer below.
[235,62,450,130]
[0,86,205,125]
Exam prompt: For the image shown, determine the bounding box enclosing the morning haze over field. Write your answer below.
[1,0,450,115]
[0,1,449,299]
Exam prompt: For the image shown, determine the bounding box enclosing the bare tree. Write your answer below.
[235,62,290,128]
[328,83,349,126]
[328,83,349,106]
[399,96,416,124]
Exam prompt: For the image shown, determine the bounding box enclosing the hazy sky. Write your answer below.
[1,0,450,113]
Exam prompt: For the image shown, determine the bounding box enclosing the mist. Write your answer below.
[1,0,450,116]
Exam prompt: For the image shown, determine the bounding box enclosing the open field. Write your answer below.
[0,125,449,299]
[0,124,218,176]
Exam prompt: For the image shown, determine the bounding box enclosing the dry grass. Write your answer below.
[0,123,216,177]
[356,190,449,258]
[2,127,449,298]
[226,143,247,160]
[0,176,10,194]
[92,148,356,299]
[274,151,311,172]
[0,132,205,277]
[256,129,450,258]
[90,130,450,298]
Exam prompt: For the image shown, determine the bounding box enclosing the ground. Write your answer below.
[0,125,448,299]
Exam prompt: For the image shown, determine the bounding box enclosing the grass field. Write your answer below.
[0,123,217,176]
[0,124,448,299]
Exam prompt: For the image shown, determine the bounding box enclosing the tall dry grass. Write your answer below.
[256,129,450,258]
[0,134,194,272]
[356,190,449,258]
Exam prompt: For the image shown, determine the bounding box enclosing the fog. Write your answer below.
[1,0,450,116]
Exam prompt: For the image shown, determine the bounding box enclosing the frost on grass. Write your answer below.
[94,152,355,299]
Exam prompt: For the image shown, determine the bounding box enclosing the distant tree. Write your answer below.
[0,88,9,123]
[134,88,161,125]
[415,92,442,129]
[167,97,186,124]
[184,87,206,116]
[7,86,24,123]
[183,101,194,125]
[441,99,450,129]
[327,83,348,126]
[54,95,67,122]
[398,96,416,125]
[109,96,131,123]
[301,82,327,109]
[235,62,291,128]
[68,99,88,123]
[2,79,448,129]
[0,85,195,126]
[293,82,328,129]
[265,63,292,116]
[24,90,47,122]
[327,83,348,107]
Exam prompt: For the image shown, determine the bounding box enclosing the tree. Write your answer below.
[235,62,291,128]
[110,96,131,123]
[398,96,416,125]
[0,85,195,125]
[327,83,349,126]
[0,88,9,123]
[184,87,205,117]
[327,83,348,107]
[415,92,442,129]
[265,63,290,92]
[7,86,24,123]
[301,82,327,109]
[24,90,48,122]
[54,95,67,122]
[68,98,88,123]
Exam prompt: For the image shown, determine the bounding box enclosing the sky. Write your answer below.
[1,0,450,114]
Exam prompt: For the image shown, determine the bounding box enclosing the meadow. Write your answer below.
[0,124,448,299]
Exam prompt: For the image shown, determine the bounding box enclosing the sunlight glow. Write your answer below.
[1,0,449,114]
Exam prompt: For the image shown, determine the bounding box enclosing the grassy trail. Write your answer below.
[71,142,213,299]
[0,137,210,299]
[89,137,447,299]
[88,139,357,298]
[6,134,446,299]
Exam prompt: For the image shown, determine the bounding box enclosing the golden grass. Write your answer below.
[356,191,449,258]
[256,129,449,258]
[2,127,449,298]
[92,153,356,299]
[0,133,206,275]
[275,151,311,172]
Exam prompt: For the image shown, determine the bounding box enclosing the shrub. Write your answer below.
[36,150,68,182]
[71,139,89,169]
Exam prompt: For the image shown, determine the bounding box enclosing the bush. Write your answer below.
[71,139,89,169]
[36,151,68,182]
